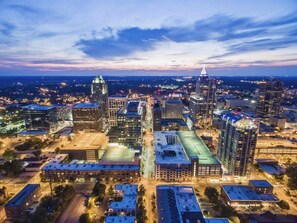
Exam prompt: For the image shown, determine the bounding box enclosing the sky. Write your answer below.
[0,0,297,76]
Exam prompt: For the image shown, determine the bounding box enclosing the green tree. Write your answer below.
[286,166,297,189]
[33,149,41,157]
[79,213,91,223]
[108,185,114,197]
[3,149,17,161]
[220,204,237,217]
[277,200,290,210]
[3,160,23,177]
[204,187,219,204]
[55,147,61,154]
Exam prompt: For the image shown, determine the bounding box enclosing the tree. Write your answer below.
[33,149,41,157]
[2,149,17,161]
[3,160,23,177]
[220,204,237,217]
[277,200,290,210]
[55,147,61,154]
[92,182,106,198]
[204,187,219,204]
[79,213,91,223]
[108,185,114,197]
[286,166,297,189]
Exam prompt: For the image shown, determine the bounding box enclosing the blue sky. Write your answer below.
[0,0,297,76]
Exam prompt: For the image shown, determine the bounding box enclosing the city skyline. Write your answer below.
[1,0,297,76]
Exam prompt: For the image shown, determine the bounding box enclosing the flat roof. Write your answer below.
[73,103,100,109]
[157,186,203,223]
[222,112,257,130]
[110,184,138,211]
[108,94,128,98]
[178,131,221,165]
[100,144,139,164]
[105,216,135,223]
[222,185,279,202]
[117,101,142,116]
[6,184,39,207]
[22,104,55,111]
[63,133,107,150]
[249,180,273,188]
[154,131,220,165]
[259,164,285,175]
[42,162,139,171]
[205,219,230,223]
[161,118,187,126]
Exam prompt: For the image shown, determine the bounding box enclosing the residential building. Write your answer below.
[189,66,216,128]
[256,79,284,120]
[157,186,229,223]
[5,184,41,219]
[72,103,103,132]
[108,94,128,126]
[117,101,144,147]
[154,131,222,181]
[217,112,258,176]
[41,144,140,182]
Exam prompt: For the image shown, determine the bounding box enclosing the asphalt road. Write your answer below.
[56,193,86,223]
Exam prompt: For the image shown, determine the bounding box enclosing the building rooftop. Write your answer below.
[100,143,140,165]
[73,103,100,109]
[5,184,39,207]
[110,184,138,211]
[63,133,107,151]
[105,216,135,223]
[154,131,220,165]
[205,219,230,223]
[161,118,187,127]
[222,184,278,202]
[117,101,143,116]
[249,180,273,188]
[222,112,257,130]
[108,94,128,98]
[22,104,55,111]
[157,186,203,223]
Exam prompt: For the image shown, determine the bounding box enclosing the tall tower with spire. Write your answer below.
[189,65,216,128]
[90,76,108,129]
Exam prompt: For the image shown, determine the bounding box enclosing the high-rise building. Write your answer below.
[117,101,144,147]
[72,103,103,132]
[23,104,58,133]
[90,76,108,128]
[164,98,183,119]
[108,94,128,127]
[217,112,258,176]
[189,66,216,127]
[152,102,162,131]
[256,79,284,120]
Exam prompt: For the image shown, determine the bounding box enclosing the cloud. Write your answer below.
[76,13,297,59]
[0,22,15,36]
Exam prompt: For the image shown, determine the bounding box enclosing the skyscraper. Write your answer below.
[217,112,258,176]
[108,94,128,127]
[90,76,108,128]
[116,101,144,148]
[189,66,216,128]
[256,79,284,120]
[152,102,162,131]
[164,98,183,119]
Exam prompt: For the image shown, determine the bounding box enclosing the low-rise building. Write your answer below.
[269,116,286,129]
[41,144,140,182]
[157,185,229,223]
[5,184,41,219]
[154,131,222,181]
[221,180,278,207]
